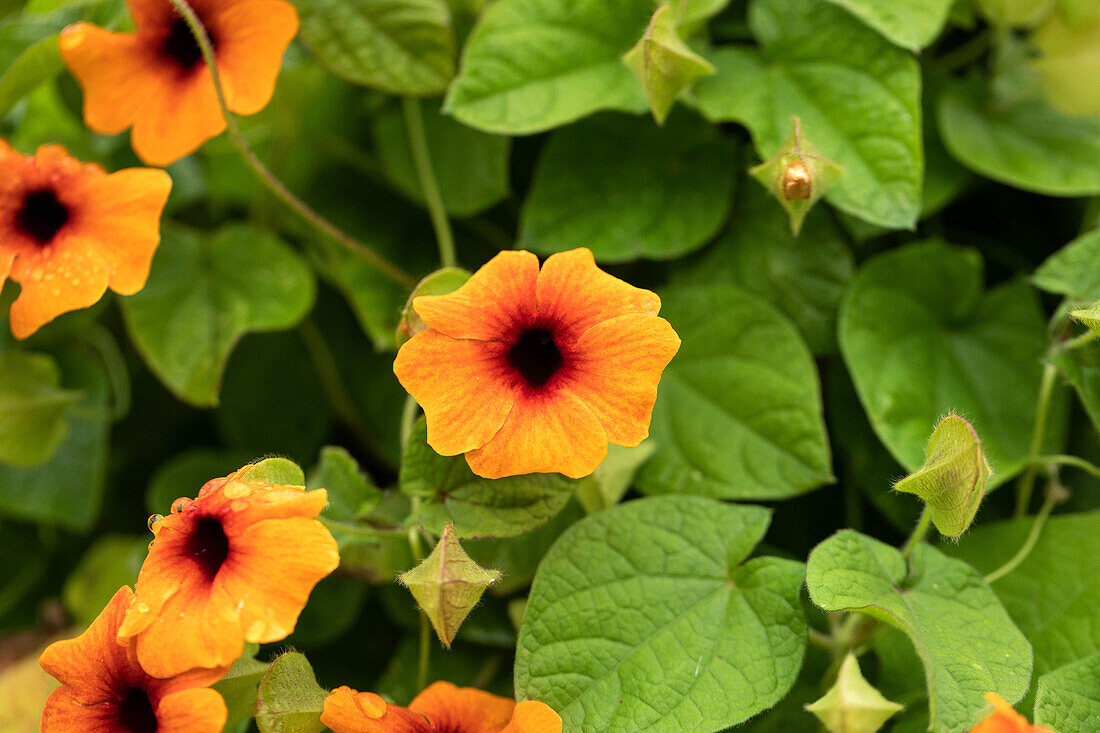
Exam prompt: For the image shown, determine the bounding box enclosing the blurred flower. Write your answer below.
[39,586,227,733]
[59,0,299,166]
[394,248,680,479]
[0,142,170,339]
[971,693,1053,732]
[118,466,339,678]
[321,681,562,733]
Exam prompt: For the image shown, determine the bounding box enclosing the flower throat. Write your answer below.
[17,189,69,243]
[118,687,157,733]
[163,18,206,69]
[509,329,562,387]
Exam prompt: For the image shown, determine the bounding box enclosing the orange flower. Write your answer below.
[972,694,1054,733]
[59,0,299,166]
[117,466,339,678]
[393,248,680,479]
[321,681,562,733]
[0,141,170,339]
[39,586,227,733]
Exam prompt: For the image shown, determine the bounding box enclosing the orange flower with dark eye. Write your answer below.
[971,694,1054,733]
[59,0,299,166]
[0,141,170,339]
[321,681,563,733]
[393,248,680,479]
[117,465,339,678]
[39,586,228,733]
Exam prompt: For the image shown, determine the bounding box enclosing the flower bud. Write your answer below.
[805,653,903,733]
[894,415,992,538]
[750,117,842,234]
[623,3,715,125]
[396,267,472,346]
[1070,301,1100,334]
[398,524,500,647]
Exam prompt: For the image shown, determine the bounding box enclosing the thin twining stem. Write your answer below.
[168,0,416,288]
[401,97,457,268]
[985,485,1059,584]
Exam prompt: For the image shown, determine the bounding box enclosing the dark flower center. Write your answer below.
[186,516,230,581]
[16,189,69,244]
[162,18,206,69]
[117,687,158,733]
[508,328,562,387]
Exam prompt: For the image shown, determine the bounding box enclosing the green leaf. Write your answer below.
[1033,227,1100,302]
[213,647,270,731]
[399,417,575,539]
[693,0,922,229]
[61,535,146,627]
[1034,655,1100,733]
[937,79,1100,196]
[975,0,1056,26]
[239,457,306,486]
[623,4,715,125]
[0,341,111,531]
[371,99,510,217]
[443,0,652,134]
[514,495,807,732]
[121,224,316,408]
[146,448,256,515]
[518,112,736,263]
[805,530,1032,733]
[670,181,853,354]
[0,350,79,467]
[307,446,382,549]
[254,652,326,733]
[822,0,954,50]
[0,32,61,119]
[637,285,833,500]
[945,511,1100,678]
[838,241,1053,484]
[1051,343,1100,434]
[294,0,455,95]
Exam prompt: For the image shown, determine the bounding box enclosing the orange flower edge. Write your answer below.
[59,0,299,166]
[320,682,563,733]
[393,248,681,479]
[39,586,227,733]
[118,465,339,678]
[0,141,170,339]
[971,693,1054,733]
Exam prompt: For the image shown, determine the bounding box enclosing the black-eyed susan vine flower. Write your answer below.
[393,248,680,479]
[118,466,339,678]
[39,586,228,733]
[0,141,171,339]
[971,694,1053,733]
[321,681,562,733]
[59,0,299,166]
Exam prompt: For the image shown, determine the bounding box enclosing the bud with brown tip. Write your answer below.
[750,117,842,234]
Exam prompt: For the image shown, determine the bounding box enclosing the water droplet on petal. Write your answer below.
[231,500,247,512]
[246,620,266,639]
[134,601,150,613]
[171,497,192,513]
[361,693,388,719]
[223,481,251,499]
[147,514,164,531]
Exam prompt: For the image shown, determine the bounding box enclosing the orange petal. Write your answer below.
[972,693,1045,733]
[78,166,172,294]
[562,313,680,446]
[40,686,119,729]
[321,686,432,733]
[0,250,14,284]
[414,250,539,340]
[156,687,227,733]
[216,516,339,643]
[502,700,564,733]
[536,248,661,344]
[8,234,111,339]
[409,681,515,733]
[59,23,166,135]
[464,387,607,479]
[211,0,298,115]
[39,586,134,702]
[209,483,330,532]
[394,330,516,455]
[130,69,224,166]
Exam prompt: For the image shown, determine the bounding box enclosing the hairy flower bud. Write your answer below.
[806,654,903,733]
[1070,300,1100,334]
[396,267,471,345]
[750,117,842,234]
[894,415,992,538]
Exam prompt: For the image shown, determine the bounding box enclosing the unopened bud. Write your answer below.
[623,3,715,125]
[894,415,992,538]
[805,653,903,733]
[750,117,842,234]
[396,267,471,346]
[398,524,500,647]
[1070,301,1100,334]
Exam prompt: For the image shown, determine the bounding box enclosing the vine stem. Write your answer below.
[1015,362,1058,518]
[1032,454,1100,478]
[900,506,932,562]
[406,504,431,692]
[168,0,416,288]
[401,97,457,268]
[985,486,1059,584]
